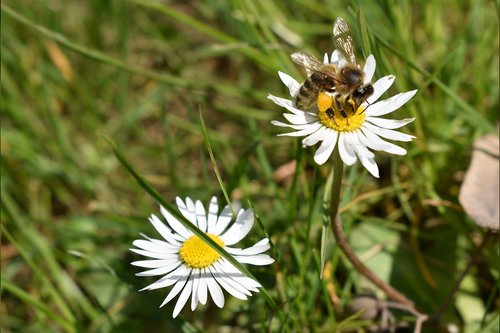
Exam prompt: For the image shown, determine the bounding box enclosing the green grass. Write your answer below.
[1,0,499,332]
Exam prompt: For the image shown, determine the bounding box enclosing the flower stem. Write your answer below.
[329,147,414,307]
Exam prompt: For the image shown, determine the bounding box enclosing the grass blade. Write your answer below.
[198,108,236,217]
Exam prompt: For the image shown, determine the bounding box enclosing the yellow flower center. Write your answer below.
[179,234,224,268]
[316,92,366,132]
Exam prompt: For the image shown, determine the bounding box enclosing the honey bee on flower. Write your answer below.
[270,18,417,178]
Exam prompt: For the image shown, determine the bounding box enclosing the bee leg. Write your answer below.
[340,110,349,125]
[346,96,357,114]
[326,108,339,126]
[334,95,345,116]
[334,95,349,125]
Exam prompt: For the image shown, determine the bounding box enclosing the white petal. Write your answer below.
[225,246,269,256]
[209,265,248,300]
[366,75,395,104]
[225,238,271,256]
[378,141,407,155]
[217,275,250,298]
[190,269,201,311]
[278,71,300,98]
[271,120,291,128]
[235,254,275,265]
[283,111,317,125]
[195,200,207,232]
[252,238,270,246]
[361,127,407,155]
[235,208,244,219]
[206,274,225,308]
[346,131,374,159]
[338,133,357,165]
[130,244,178,259]
[131,258,179,268]
[267,94,305,116]
[175,197,196,225]
[197,268,208,305]
[172,273,195,318]
[346,132,379,178]
[131,240,178,254]
[185,198,197,223]
[160,205,191,239]
[136,259,180,276]
[160,270,189,308]
[141,264,188,291]
[338,58,348,68]
[214,205,233,235]
[313,130,338,165]
[366,117,415,129]
[302,126,327,146]
[216,260,260,292]
[330,50,342,64]
[142,233,179,249]
[356,129,392,151]
[359,155,380,178]
[149,214,183,244]
[363,55,376,83]
[271,120,314,130]
[130,248,176,260]
[217,260,261,291]
[366,90,417,117]
[220,209,254,245]
[275,122,323,137]
[323,53,329,64]
[363,122,415,142]
[206,197,218,233]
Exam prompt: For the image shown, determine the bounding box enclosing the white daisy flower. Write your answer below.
[269,50,417,178]
[130,197,274,318]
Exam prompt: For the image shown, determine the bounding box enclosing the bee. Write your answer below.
[292,17,374,118]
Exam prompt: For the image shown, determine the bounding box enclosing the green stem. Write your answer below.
[329,147,415,307]
[330,148,344,220]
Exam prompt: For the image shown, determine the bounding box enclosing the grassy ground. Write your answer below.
[1,0,499,332]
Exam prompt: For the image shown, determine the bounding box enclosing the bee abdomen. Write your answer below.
[302,77,317,90]
[296,77,321,109]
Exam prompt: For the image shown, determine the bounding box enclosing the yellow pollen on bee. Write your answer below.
[317,92,333,112]
[317,94,366,132]
[179,234,224,269]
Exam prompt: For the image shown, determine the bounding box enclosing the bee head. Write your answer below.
[352,84,374,102]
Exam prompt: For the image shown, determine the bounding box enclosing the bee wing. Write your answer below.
[291,52,325,71]
[291,52,339,77]
[332,17,357,65]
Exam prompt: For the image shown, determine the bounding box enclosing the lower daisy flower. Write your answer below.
[130,197,274,318]
[269,50,417,178]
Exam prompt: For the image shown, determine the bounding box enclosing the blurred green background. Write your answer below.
[1,0,499,332]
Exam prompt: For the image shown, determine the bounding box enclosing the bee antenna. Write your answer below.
[360,100,371,115]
